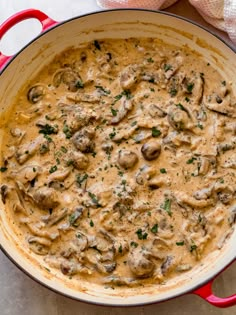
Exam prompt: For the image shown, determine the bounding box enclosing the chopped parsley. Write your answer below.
[95,85,111,95]
[150,223,158,234]
[76,173,88,187]
[75,80,84,88]
[63,124,72,139]
[130,241,138,248]
[190,244,198,253]
[38,124,58,135]
[118,245,123,253]
[151,127,161,137]
[123,89,132,100]
[164,64,172,72]
[131,121,137,127]
[176,103,186,111]
[221,80,226,86]
[89,219,94,227]
[49,165,57,173]
[176,241,185,246]
[187,82,194,93]
[109,128,116,139]
[186,157,197,164]
[0,167,7,172]
[94,40,101,50]
[185,96,190,102]
[136,228,148,240]
[169,88,178,97]
[88,191,101,207]
[60,146,67,153]
[147,57,154,63]
[197,122,203,129]
[161,198,172,216]
[111,108,118,116]
[160,168,167,174]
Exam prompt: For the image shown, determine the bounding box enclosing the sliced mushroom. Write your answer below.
[10,164,42,185]
[69,207,84,226]
[141,140,161,161]
[136,165,156,185]
[69,151,89,170]
[73,231,88,252]
[41,208,68,226]
[33,187,59,209]
[15,135,44,164]
[52,68,82,92]
[0,184,27,214]
[204,91,236,117]
[72,127,95,153]
[228,205,236,225]
[47,168,71,184]
[103,276,137,287]
[110,97,134,124]
[193,186,214,200]
[27,84,46,103]
[148,104,166,118]
[167,105,192,131]
[128,248,154,278]
[163,56,183,80]
[176,191,214,208]
[67,91,100,103]
[117,150,138,169]
[120,64,140,89]
[28,236,51,255]
[161,255,174,275]
[26,222,59,240]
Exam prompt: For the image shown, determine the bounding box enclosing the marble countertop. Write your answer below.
[0,1,235,314]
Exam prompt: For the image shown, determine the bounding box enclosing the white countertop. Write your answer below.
[0,1,235,314]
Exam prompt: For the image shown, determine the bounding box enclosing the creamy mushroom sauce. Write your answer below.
[1,38,236,288]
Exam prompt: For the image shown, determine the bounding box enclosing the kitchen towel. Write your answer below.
[96,0,236,44]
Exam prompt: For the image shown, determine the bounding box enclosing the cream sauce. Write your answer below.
[1,38,236,288]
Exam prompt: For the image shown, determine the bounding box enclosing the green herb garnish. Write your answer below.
[76,173,88,187]
[147,57,154,63]
[151,224,158,234]
[190,244,198,252]
[130,241,138,248]
[39,124,58,135]
[75,80,84,88]
[176,241,185,246]
[187,83,194,93]
[151,127,161,137]
[160,168,167,174]
[164,64,172,72]
[63,124,72,139]
[94,40,101,50]
[95,85,111,95]
[88,191,101,207]
[0,167,7,172]
[161,198,172,216]
[49,165,57,173]
[111,108,118,116]
[136,228,148,240]
[186,157,197,164]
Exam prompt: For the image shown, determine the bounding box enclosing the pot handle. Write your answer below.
[0,9,58,71]
[193,260,236,308]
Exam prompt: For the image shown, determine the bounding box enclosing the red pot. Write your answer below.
[0,8,235,308]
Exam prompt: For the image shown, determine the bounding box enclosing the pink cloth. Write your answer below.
[96,0,236,44]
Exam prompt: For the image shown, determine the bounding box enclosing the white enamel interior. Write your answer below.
[0,9,235,306]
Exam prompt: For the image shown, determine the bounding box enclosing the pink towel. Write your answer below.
[97,0,236,44]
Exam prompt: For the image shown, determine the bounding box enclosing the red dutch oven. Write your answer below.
[0,8,235,308]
